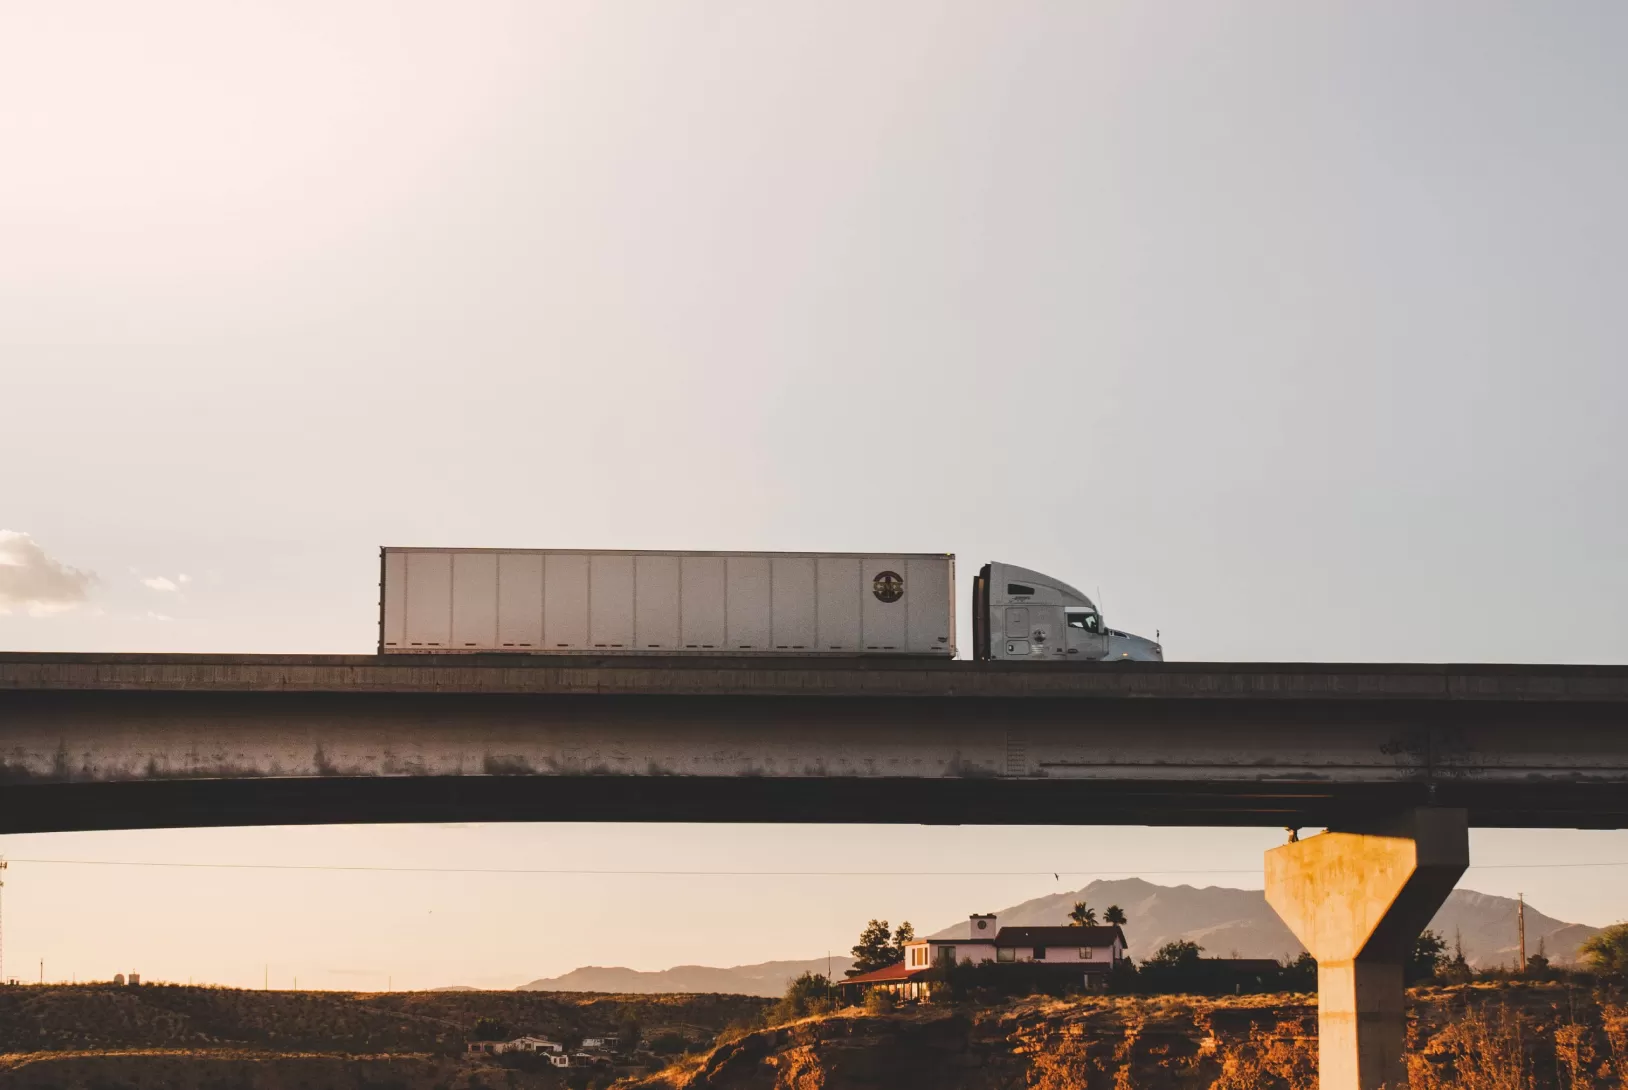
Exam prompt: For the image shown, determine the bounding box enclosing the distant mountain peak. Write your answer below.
[517,956,857,998]
[926,879,1597,969]
[515,881,1600,998]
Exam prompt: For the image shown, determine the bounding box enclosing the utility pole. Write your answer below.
[1517,892,1528,973]
[0,857,7,985]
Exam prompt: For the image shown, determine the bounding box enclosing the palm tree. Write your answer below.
[1104,905,1127,926]
[1068,901,1098,927]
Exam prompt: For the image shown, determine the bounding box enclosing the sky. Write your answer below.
[2,0,1627,989]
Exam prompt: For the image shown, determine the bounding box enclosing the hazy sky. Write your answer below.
[2,1,1626,989]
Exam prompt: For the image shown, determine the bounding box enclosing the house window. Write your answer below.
[938,946,955,964]
[1033,946,1047,960]
[1081,947,1093,960]
[997,947,1015,963]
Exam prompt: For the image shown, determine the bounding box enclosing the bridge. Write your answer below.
[2,653,1625,832]
[3,651,1626,1089]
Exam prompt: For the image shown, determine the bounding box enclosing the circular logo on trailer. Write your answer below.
[872,570,904,603]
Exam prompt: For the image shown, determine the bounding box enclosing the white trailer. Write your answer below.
[379,548,956,656]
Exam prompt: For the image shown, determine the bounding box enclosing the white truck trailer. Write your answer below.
[379,548,956,655]
[377,548,1161,661]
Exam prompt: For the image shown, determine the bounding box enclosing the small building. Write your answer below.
[582,1035,620,1050]
[549,1053,572,1068]
[840,913,1129,1001]
[113,974,125,986]
[509,1036,564,1053]
[128,973,141,986]
[466,1041,507,1055]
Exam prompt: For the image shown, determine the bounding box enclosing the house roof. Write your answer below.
[905,926,1126,949]
[992,925,1127,946]
[839,961,930,986]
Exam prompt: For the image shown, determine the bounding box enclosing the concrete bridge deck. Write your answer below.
[2,654,1625,832]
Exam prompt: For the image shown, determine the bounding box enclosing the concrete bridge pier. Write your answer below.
[1265,807,1469,1090]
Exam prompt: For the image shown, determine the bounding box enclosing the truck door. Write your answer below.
[1004,606,1030,656]
[1065,608,1108,660]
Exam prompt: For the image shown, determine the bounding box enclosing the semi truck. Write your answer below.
[378,547,1162,662]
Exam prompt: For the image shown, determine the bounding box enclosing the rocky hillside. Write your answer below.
[623,984,1628,1090]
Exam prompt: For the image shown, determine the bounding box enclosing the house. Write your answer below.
[467,1036,564,1056]
[582,1035,620,1050]
[508,1036,564,1053]
[839,913,1129,1000]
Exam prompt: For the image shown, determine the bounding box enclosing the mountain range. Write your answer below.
[517,958,856,997]
[925,877,1601,969]
[510,878,1601,997]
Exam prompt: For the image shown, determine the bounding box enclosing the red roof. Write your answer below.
[839,961,930,986]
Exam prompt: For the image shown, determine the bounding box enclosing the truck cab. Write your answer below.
[972,562,1162,662]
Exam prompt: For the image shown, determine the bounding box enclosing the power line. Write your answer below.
[0,856,1623,877]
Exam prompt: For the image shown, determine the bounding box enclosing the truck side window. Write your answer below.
[1007,584,1035,596]
[1067,612,1100,633]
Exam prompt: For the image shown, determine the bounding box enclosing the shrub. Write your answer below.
[863,989,896,1014]
[1582,922,1628,978]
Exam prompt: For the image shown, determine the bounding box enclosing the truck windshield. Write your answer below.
[1066,612,1101,633]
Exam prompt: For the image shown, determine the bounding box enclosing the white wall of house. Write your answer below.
[996,944,1117,964]
[904,940,996,968]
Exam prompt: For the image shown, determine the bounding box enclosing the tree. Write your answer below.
[471,1016,508,1041]
[1283,951,1317,991]
[1104,905,1127,926]
[1436,930,1472,984]
[1145,940,1204,970]
[1408,930,1448,983]
[775,972,834,1021]
[1068,901,1099,927]
[892,921,916,955]
[1526,936,1551,977]
[1581,922,1628,978]
[849,919,898,974]
[617,1017,641,1053]
[646,1032,689,1056]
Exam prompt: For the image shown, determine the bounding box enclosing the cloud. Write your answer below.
[0,531,96,616]
[142,576,178,592]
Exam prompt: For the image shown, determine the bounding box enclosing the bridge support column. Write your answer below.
[1265,807,1468,1090]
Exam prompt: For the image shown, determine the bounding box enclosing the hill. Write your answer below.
[518,958,855,998]
[928,877,1600,967]
[0,985,768,1055]
[622,985,1624,1090]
